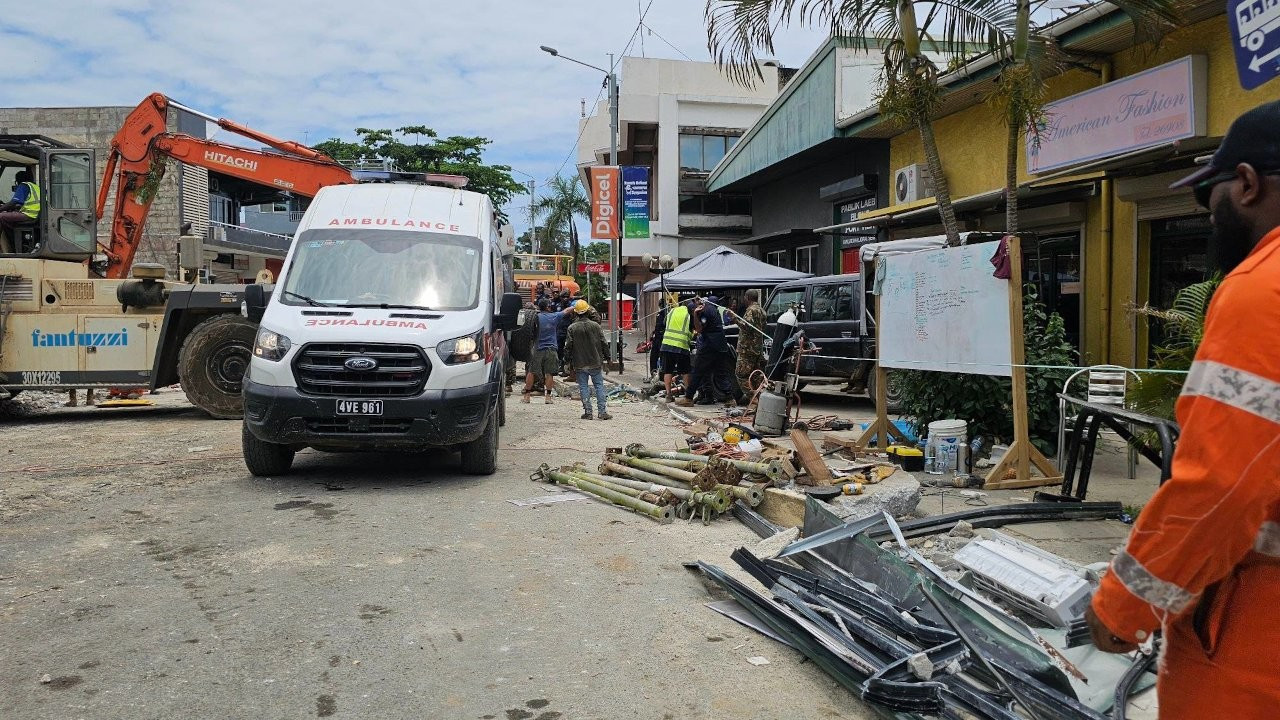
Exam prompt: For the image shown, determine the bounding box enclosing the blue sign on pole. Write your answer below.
[621,166,650,239]
[1229,0,1280,90]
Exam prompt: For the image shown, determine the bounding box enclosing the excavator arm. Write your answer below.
[96,93,356,279]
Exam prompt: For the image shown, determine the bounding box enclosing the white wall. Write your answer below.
[577,57,778,262]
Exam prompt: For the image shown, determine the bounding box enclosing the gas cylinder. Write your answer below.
[755,388,788,437]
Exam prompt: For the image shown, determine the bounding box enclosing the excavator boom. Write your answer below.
[98,92,356,279]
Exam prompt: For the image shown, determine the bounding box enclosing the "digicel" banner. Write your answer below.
[589,166,619,239]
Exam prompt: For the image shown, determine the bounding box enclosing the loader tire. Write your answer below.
[179,314,257,419]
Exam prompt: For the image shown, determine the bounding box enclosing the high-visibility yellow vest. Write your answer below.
[18,182,40,219]
[661,306,692,351]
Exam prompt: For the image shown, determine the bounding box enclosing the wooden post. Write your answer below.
[855,258,908,451]
[984,236,1062,489]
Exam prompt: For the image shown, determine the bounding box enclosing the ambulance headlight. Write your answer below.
[437,330,485,365]
[253,327,292,362]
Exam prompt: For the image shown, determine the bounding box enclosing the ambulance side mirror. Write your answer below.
[495,292,522,331]
[244,283,269,323]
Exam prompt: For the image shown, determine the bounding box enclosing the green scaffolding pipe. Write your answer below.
[625,443,782,481]
[542,467,673,524]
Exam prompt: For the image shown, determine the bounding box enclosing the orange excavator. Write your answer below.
[0,93,402,417]
[96,92,359,278]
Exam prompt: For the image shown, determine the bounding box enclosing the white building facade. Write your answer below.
[576,57,781,278]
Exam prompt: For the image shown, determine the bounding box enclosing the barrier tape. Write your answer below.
[629,297,1189,376]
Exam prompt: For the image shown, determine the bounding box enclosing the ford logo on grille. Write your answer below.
[344,356,378,371]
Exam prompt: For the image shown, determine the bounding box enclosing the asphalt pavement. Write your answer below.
[0,389,874,720]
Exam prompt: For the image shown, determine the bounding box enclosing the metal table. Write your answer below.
[1055,394,1181,500]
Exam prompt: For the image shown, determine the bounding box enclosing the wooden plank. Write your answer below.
[756,488,808,529]
[790,429,834,486]
[1006,237,1033,483]
[983,475,1065,490]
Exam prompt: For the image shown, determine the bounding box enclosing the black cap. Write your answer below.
[1172,99,1280,188]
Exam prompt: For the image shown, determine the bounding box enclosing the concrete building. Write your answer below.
[575,56,784,292]
[707,40,953,277]
[0,105,209,276]
[835,0,1244,366]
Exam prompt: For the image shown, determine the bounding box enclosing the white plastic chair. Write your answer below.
[1057,364,1139,478]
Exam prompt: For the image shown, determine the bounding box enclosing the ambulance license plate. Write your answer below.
[336,400,383,416]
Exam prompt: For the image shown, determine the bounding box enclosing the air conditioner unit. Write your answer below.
[894,163,934,204]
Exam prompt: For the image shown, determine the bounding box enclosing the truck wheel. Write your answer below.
[459,413,498,475]
[179,314,257,419]
[242,423,294,477]
[867,370,905,413]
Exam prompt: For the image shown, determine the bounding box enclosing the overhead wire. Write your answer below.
[547,0,656,180]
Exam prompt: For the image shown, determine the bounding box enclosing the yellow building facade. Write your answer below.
[869,11,1272,367]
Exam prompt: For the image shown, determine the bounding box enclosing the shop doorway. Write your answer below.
[1024,233,1082,352]
[1148,215,1211,361]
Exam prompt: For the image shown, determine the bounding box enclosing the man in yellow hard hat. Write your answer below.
[565,299,611,420]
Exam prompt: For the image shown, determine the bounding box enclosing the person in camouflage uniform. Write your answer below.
[733,289,767,397]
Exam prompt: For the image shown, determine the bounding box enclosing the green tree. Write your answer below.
[575,242,612,312]
[313,127,527,211]
[532,175,589,258]
[705,0,1016,246]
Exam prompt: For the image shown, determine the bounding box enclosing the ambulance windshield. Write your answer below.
[282,229,483,311]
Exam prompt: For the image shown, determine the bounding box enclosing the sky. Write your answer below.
[0,0,829,240]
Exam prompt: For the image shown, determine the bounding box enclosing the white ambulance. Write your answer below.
[240,178,522,476]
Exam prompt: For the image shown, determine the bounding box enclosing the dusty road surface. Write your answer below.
[0,390,873,720]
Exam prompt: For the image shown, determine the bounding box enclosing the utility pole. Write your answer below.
[607,53,623,372]
[526,179,537,254]
[540,44,623,372]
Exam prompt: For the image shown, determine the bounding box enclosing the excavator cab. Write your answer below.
[0,135,98,261]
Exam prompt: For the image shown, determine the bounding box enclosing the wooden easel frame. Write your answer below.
[855,239,1062,489]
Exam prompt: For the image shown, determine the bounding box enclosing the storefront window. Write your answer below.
[1148,215,1211,360]
[1024,234,1082,352]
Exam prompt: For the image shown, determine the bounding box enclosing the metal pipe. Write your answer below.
[570,469,732,514]
[643,457,705,471]
[599,459,693,491]
[542,467,673,524]
[563,470,666,505]
[625,443,781,481]
[615,454,700,482]
[607,456,762,506]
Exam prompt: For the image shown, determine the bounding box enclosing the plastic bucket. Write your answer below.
[926,419,968,473]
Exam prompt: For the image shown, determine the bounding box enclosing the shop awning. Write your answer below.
[814,182,1096,233]
[734,228,818,246]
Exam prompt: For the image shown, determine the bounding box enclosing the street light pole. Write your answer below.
[540,44,623,372]
[607,53,623,373]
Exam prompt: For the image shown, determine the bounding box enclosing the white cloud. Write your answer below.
[0,0,828,235]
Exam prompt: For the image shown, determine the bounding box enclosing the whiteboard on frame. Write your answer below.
[878,241,1012,377]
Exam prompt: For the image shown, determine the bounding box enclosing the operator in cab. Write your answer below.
[0,169,41,253]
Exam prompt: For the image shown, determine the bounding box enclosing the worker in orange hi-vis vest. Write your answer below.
[1086,99,1280,718]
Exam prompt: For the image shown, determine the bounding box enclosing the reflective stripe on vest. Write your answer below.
[1111,549,1196,614]
[19,182,40,219]
[661,306,692,350]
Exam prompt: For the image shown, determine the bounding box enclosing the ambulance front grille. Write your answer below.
[292,343,429,398]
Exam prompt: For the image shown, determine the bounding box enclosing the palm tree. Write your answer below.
[532,174,589,258]
[997,0,1179,233]
[705,0,1016,246]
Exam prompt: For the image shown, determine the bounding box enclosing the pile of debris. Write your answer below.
[693,497,1151,719]
[530,443,777,524]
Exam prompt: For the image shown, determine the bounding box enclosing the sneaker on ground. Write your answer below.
[598,413,613,420]
[581,411,592,419]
